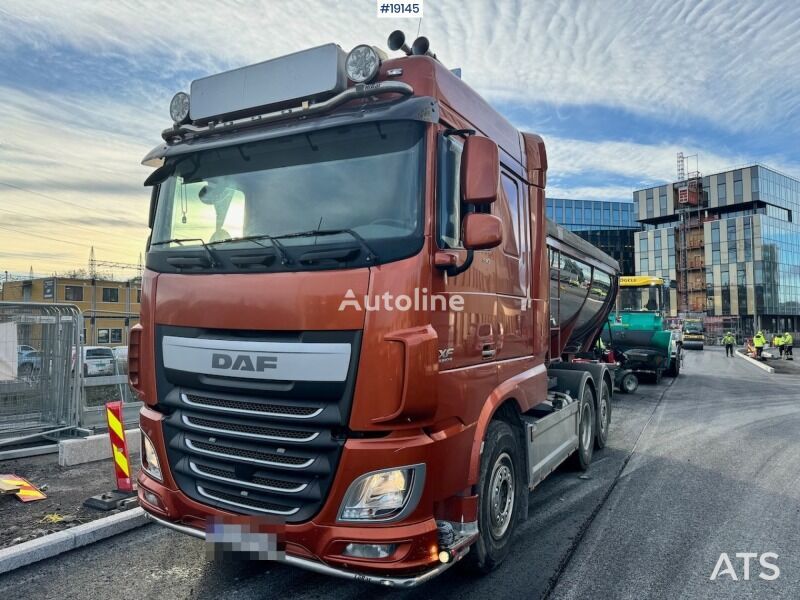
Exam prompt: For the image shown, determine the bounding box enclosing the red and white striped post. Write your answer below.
[105,401,133,493]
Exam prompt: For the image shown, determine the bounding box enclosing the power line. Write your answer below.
[0,180,146,217]
[0,206,145,243]
[0,223,121,253]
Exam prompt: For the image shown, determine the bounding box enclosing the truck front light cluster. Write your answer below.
[338,464,424,522]
[141,430,163,482]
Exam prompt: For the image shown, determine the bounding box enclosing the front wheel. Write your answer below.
[619,372,639,394]
[469,420,524,573]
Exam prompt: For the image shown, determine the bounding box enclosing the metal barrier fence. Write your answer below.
[0,301,142,445]
[0,302,83,440]
[80,373,140,430]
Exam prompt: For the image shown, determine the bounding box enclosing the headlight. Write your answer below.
[169,91,191,124]
[141,430,163,481]
[338,464,424,522]
[345,45,381,83]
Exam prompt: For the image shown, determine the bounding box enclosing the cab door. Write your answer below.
[429,131,498,371]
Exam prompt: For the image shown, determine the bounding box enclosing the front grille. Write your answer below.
[183,393,321,418]
[184,415,318,441]
[197,485,300,515]
[190,462,307,492]
[157,326,360,522]
[187,439,315,467]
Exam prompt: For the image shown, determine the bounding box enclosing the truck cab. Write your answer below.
[132,34,619,586]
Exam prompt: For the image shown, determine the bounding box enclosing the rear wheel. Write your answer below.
[570,386,595,470]
[470,419,524,573]
[595,380,611,449]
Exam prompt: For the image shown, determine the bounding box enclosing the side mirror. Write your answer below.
[463,213,502,250]
[460,135,499,204]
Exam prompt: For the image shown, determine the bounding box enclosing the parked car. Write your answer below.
[81,346,116,377]
[112,346,128,374]
[17,346,42,378]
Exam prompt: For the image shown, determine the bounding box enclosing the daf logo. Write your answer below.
[211,352,278,372]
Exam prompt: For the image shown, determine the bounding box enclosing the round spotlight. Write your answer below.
[438,550,451,564]
[169,92,191,124]
[345,45,381,83]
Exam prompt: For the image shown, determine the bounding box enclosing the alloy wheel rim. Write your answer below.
[489,452,515,539]
[580,403,592,451]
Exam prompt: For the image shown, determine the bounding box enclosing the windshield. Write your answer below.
[151,121,425,266]
[618,285,662,313]
[684,320,704,333]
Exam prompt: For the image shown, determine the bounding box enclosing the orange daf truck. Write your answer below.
[132,32,620,587]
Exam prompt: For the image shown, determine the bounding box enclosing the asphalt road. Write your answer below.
[2,348,797,599]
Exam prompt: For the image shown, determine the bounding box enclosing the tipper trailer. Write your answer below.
[132,32,620,587]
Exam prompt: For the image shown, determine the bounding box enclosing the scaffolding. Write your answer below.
[675,153,707,315]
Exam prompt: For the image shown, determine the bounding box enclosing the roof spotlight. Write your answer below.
[346,45,383,83]
[388,30,411,55]
[411,36,436,59]
[169,92,191,124]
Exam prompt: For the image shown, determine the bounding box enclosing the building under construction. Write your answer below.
[633,162,800,338]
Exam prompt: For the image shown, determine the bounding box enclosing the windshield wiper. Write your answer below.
[207,233,292,265]
[151,237,221,267]
[275,228,379,264]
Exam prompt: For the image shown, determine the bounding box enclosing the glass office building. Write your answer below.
[633,165,800,334]
[546,198,639,275]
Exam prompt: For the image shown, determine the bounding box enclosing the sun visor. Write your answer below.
[190,44,347,123]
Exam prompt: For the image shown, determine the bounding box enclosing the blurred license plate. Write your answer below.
[205,518,285,560]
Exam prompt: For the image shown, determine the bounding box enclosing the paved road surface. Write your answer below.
[2,348,797,599]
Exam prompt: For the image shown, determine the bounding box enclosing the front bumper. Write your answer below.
[138,405,478,586]
[144,511,473,588]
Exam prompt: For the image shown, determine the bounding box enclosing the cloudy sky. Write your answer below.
[1,0,799,276]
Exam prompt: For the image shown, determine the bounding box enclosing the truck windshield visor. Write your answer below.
[151,121,425,250]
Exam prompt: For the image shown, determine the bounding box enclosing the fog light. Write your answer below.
[342,543,396,559]
[438,550,451,563]
[141,430,163,482]
[143,490,162,509]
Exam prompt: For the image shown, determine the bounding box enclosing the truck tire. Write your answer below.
[619,372,638,394]
[570,386,595,470]
[469,419,524,573]
[594,380,611,450]
[665,355,681,377]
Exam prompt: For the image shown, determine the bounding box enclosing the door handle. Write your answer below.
[482,346,496,359]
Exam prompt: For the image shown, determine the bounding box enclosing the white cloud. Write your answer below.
[1,1,799,271]
[1,0,799,130]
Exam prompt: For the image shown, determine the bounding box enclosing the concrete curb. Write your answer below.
[0,507,149,575]
[735,350,775,374]
[59,428,141,466]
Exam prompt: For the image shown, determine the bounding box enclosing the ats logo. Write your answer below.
[212,353,278,372]
[710,552,780,581]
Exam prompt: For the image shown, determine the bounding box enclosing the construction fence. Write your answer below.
[0,302,140,445]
